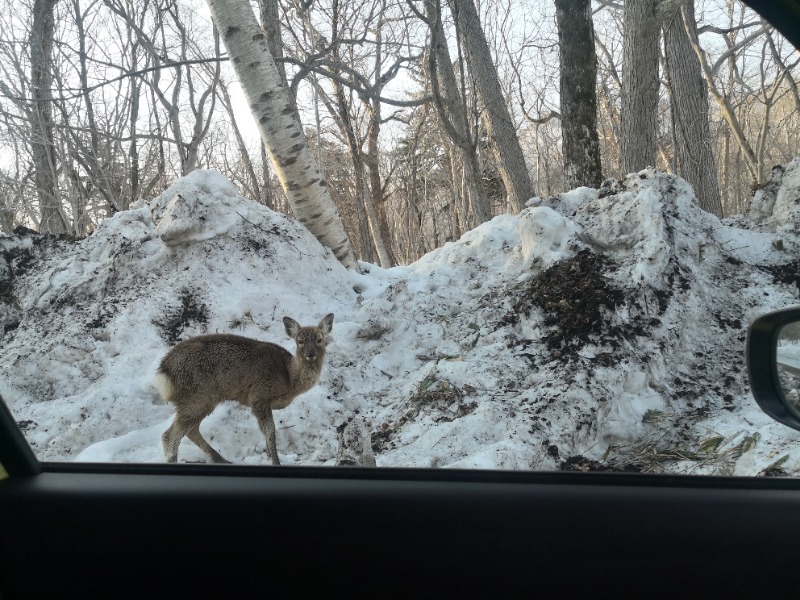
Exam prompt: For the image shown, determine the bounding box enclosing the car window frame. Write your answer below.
[4,4,800,595]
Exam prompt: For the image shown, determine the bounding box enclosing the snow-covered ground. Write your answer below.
[2,161,800,475]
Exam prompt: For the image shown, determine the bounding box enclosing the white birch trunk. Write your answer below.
[206,0,359,270]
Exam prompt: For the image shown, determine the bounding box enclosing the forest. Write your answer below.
[1,0,798,266]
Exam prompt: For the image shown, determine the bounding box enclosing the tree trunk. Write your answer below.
[218,79,263,204]
[621,0,660,174]
[323,0,385,265]
[362,8,395,268]
[352,155,376,264]
[206,0,359,270]
[259,142,277,211]
[326,73,373,263]
[365,107,394,268]
[448,0,534,212]
[128,34,141,211]
[663,1,723,216]
[30,0,67,234]
[258,0,288,88]
[426,0,491,225]
[554,0,603,190]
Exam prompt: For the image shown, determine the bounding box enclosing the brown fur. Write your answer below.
[156,314,334,465]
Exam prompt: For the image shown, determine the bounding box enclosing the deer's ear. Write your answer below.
[320,313,334,335]
[283,316,300,338]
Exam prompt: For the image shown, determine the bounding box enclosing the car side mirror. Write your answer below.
[748,306,800,432]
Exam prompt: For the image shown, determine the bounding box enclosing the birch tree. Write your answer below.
[205,0,359,270]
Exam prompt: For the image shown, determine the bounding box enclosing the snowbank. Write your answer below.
[2,167,799,475]
[744,158,800,232]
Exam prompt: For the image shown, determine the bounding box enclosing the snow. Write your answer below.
[779,344,800,371]
[2,164,800,475]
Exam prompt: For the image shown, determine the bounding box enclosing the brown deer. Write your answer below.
[156,313,334,465]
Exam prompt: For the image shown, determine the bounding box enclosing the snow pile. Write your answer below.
[744,158,800,232]
[2,167,800,475]
[0,171,357,463]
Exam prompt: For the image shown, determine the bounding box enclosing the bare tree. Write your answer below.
[422,0,491,226]
[206,0,359,270]
[684,12,797,189]
[30,0,67,233]
[447,0,534,211]
[554,0,602,189]
[620,0,661,174]
[288,0,395,266]
[217,78,263,203]
[2,0,799,245]
[362,0,401,267]
[663,1,722,216]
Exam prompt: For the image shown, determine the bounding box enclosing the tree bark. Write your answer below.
[663,1,723,216]
[258,0,288,88]
[318,67,373,262]
[426,0,491,225]
[362,7,396,268]
[365,105,395,267]
[30,0,67,234]
[621,0,661,174]
[555,0,603,189]
[218,79,263,203]
[206,0,359,270]
[448,0,534,212]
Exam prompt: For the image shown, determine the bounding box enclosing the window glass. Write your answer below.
[0,0,798,476]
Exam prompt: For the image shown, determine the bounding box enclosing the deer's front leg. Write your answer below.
[252,401,280,465]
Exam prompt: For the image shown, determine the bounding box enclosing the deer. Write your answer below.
[155,313,334,465]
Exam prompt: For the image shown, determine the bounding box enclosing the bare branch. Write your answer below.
[697,21,761,36]
[0,58,229,102]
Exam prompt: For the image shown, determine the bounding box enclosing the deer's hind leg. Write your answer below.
[186,422,230,464]
[163,399,224,463]
[162,413,198,463]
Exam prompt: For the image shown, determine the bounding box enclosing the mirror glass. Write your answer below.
[777,321,800,416]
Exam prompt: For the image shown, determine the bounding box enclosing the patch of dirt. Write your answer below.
[560,455,636,472]
[1,247,34,301]
[597,178,628,199]
[371,421,400,453]
[2,230,82,302]
[762,260,800,295]
[408,377,477,422]
[501,249,646,365]
[16,419,35,431]
[153,289,209,344]
[0,230,51,301]
[1,230,77,334]
[714,313,743,330]
[370,377,477,453]
[86,305,118,331]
